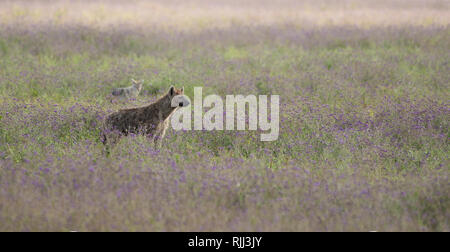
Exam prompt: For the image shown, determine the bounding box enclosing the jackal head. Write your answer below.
[131,79,144,92]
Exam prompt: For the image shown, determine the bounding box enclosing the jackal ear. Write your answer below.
[131,78,137,84]
[169,86,175,96]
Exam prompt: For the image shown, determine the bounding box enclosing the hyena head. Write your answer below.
[131,79,144,92]
[167,86,190,108]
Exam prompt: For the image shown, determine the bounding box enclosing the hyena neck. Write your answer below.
[146,93,177,120]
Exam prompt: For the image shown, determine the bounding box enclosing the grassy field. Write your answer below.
[0,0,449,231]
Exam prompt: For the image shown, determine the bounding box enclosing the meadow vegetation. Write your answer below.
[0,0,448,231]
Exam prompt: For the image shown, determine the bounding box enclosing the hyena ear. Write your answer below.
[169,86,175,96]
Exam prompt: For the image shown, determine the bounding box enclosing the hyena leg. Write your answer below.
[152,128,167,149]
[145,133,160,149]
[101,133,111,156]
[102,131,121,155]
[152,133,162,149]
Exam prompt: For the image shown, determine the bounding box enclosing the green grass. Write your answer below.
[0,24,448,231]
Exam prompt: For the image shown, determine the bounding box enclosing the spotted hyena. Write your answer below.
[102,86,189,150]
[111,79,144,100]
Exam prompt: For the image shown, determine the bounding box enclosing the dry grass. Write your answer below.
[0,0,449,31]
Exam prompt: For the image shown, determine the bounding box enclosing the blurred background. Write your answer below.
[1,0,449,29]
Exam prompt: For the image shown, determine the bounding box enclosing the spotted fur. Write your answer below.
[103,86,187,150]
